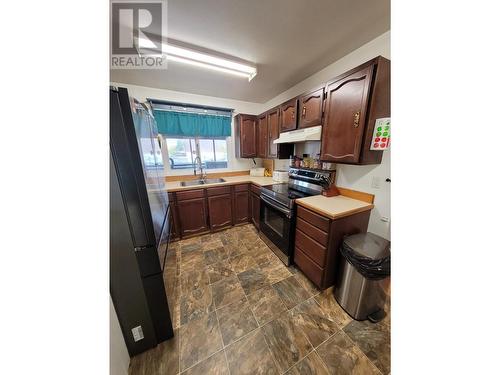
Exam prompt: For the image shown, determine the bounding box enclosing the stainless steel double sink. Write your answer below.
[180,178,226,187]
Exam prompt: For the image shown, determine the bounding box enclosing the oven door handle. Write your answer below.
[260,195,292,218]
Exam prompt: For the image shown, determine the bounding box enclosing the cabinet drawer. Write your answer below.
[297,206,330,232]
[295,229,326,267]
[206,186,231,196]
[294,247,323,288]
[250,184,261,195]
[234,183,249,192]
[176,189,205,201]
[296,217,328,246]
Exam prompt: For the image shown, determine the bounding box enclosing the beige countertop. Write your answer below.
[165,175,277,192]
[166,176,374,220]
[295,194,374,220]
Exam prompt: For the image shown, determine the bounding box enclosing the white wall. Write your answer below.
[110,298,129,375]
[262,31,391,239]
[111,30,391,238]
[110,83,263,176]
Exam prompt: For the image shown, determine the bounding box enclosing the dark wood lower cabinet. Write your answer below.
[176,197,209,237]
[207,194,233,231]
[294,205,371,289]
[168,193,180,240]
[169,184,255,240]
[169,205,179,240]
[233,185,250,224]
[250,191,260,228]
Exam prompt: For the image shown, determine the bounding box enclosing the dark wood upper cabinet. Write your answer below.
[321,57,390,165]
[298,87,325,129]
[257,114,268,158]
[267,108,279,158]
[207,193,233,231]
[235,114,257,158]
[279,98,298,132]
[177,197,209,237]
[233,185,250,224]
[267,108,293,160]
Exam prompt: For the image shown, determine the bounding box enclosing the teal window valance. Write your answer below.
[153,110,232,138]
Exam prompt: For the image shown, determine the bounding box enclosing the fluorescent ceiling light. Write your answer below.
[166,55,252,79]
[138,38,257,81]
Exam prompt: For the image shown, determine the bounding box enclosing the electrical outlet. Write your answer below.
[371,176,381,189]
[381,216,390,223]
[132,326,144,342]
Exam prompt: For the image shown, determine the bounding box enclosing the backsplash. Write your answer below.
[295,141,321,158]
[273,159,290,171]
[273,141,325,171]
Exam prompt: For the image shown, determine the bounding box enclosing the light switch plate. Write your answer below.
[371,176,381,189]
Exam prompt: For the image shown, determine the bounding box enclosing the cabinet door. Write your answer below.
[250,192,260,228]
[168,193,180,240]
[207,194,233,230]
[234,190,250,224]
[267,108,279,158]
[279,98,298,132]
[170,203,180,240]
[321,66,373,163]
[177,197,208,236]
[257,114,267,158]
[240,116,257,158]
[298,87,324,129]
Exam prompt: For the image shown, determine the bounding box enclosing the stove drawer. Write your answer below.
[294,246,323,287]
[295,229,327,267]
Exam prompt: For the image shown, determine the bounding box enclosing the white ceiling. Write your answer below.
[110,0,390,103]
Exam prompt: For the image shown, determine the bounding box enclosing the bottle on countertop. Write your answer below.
[301,154,308,168]
[313,154,321,169]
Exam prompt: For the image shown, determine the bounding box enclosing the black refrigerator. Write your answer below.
[110,86,174,356]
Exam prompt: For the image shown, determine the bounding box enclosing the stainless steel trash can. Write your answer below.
[334,232,390,321]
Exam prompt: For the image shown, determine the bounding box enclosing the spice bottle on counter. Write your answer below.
[313,154,321,169]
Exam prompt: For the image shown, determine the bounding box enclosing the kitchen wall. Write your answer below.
[111,30,391,238]
[261,31,391,239]
[110,297,129,375]
[110,83,264,176]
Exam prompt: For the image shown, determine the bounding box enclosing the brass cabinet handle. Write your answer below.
[291,110,295,120]
[353,111,360,127]
[302,106,306,117]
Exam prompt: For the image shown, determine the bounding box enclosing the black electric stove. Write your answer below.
[259,167,335,266]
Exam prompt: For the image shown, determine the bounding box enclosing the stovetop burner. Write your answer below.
[261,183,316,209]
[262,183,308,199]
[260,167,334,209]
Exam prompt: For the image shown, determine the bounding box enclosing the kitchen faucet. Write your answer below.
[193,155,207,181]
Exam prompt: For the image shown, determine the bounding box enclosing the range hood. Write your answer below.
[273,125,322,144]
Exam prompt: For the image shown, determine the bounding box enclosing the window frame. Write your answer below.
[163,135,229,171]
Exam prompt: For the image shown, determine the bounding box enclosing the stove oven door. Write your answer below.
[260,195,294,262]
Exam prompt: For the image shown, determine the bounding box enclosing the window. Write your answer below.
[166,137,228,170]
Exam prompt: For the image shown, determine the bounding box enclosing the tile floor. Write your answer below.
[129,224,390,375]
